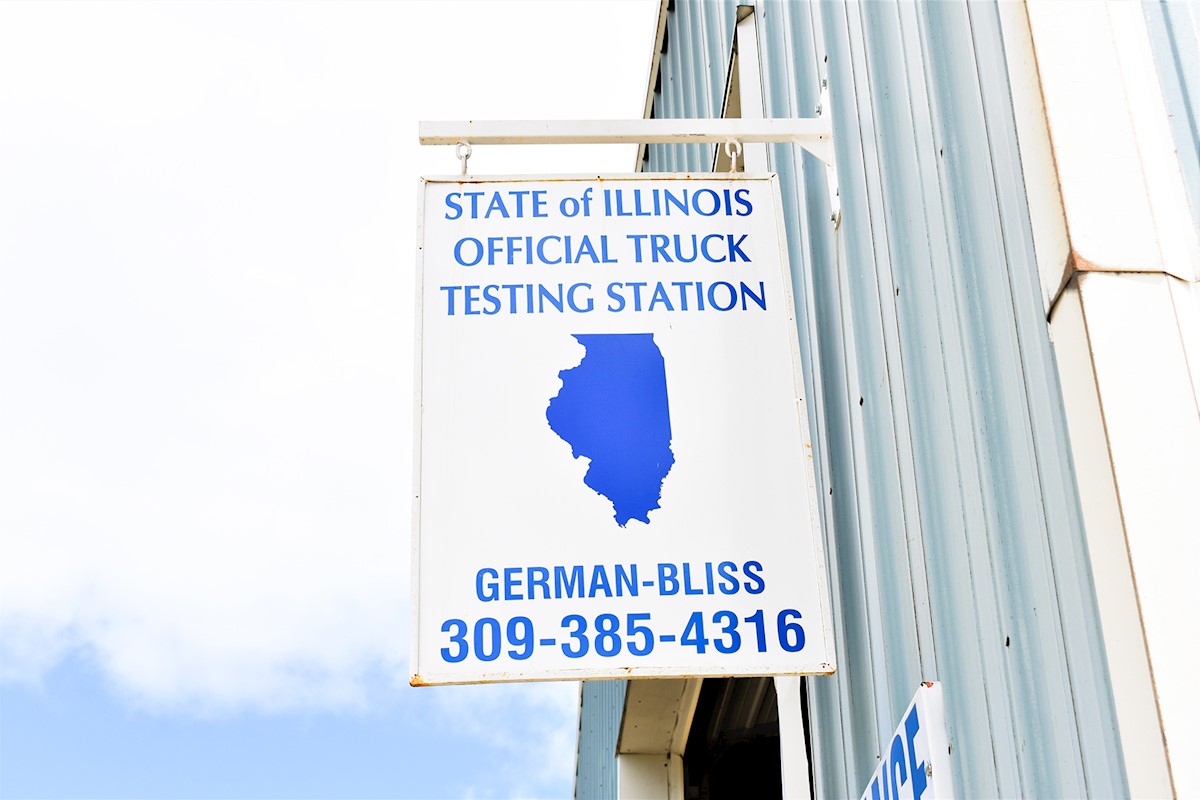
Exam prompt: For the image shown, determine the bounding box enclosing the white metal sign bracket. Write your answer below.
[418,118,835,168]
[817,84,841,227]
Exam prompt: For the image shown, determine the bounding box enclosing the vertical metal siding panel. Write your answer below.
[703,2,728,128]
[963,4,1129,794]
[767,1,834,620]
[870,2,1012,797]
[695,0,717,168]
[670,0,692,172]
[657,2,680,172]
[663,6,681,174]
[688,0,706,171]
[887,0,968,700]
[921,4,1106,794]
[826,0,910,774]
[942,10,1073,795]
[779,0,1126,797]
[855,3,1016,796]
[866,0,939,691]
[758,4,866,795]
[574,680,626,800]
[696,0,728,167]
[647,1,739,173]
[659,4,678,172]
[671,0,700,168]
[885,10,1016,796]
[847,0,932,729]
[687,0,714,169]
[636,2,1128,798]
[907,5,1036,795]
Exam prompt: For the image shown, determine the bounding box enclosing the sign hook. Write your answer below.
[456,141,473,176]
[724,139,743,173]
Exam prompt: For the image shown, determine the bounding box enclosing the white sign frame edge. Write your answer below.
[410,172,835,686]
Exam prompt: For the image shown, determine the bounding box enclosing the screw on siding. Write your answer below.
[926,763,934,778]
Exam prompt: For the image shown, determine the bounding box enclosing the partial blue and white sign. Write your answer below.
[411,174,834,684]
[859,683,953,800]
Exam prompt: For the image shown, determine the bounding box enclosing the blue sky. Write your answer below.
[0,2,657,797]
[2,653,577,798]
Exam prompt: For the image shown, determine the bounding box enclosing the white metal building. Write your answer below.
[574,1,1199,797]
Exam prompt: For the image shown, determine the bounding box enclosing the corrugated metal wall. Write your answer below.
[575,680,626,800]
[631,1,1129,797]
[643,1,733,173]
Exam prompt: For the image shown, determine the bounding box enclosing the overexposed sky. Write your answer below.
[0,2,659,796]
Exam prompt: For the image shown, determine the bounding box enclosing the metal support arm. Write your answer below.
[418,118,834,167]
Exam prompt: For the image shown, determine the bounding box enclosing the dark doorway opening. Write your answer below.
[683,677,782,799]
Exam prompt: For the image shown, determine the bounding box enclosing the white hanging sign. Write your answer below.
[859,683,954,800]
[411,174,834,685]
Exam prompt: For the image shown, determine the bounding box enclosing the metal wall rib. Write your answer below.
[575,680,626,800]
[640,1,1127,797]
[646,1,737,172]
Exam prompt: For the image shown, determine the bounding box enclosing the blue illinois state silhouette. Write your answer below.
[546,333,674,526]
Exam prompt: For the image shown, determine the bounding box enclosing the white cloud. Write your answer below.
[0,0,657,783]
[425,681,582,798]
